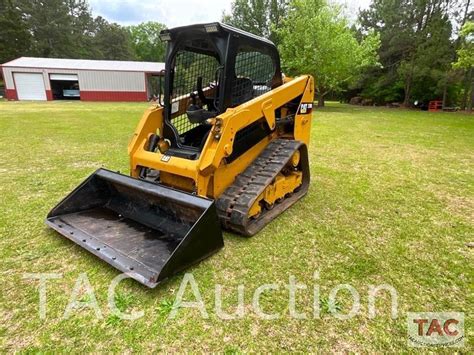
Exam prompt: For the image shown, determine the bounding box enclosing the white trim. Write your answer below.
[50,73,79,81]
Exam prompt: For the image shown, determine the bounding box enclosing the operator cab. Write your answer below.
[158,22,282,160]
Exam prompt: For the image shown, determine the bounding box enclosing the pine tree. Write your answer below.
[0,0,32,63]
[358,0,465,105]
[92,17,135,60]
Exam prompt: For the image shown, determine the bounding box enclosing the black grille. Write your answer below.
[226,118,271,163]
[171,50,219,135]
[231,51,275,107]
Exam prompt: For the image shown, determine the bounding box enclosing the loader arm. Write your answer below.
[129,75,314,197]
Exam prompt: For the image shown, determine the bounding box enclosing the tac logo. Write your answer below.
[407,312,464,347]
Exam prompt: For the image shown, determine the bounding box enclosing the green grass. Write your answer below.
[0,101,472,352]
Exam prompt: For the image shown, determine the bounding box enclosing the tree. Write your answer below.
[92,17,135,60]
[453,22,474,111]
[358,0,465,106]
[278,0,380,106]
[17,0,101,59]
[1,1,137,62]
[222,0,288,44]
[20,0,76,58]
[456,0,473,110]
[128,22,167,62]
[66,0,97,59]
[0,0,32,63]
[397,8,454,106]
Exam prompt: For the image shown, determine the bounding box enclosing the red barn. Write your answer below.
[1,57,164,101]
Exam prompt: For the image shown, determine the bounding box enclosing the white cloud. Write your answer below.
[87,0,371,28]
[88,0,233,27]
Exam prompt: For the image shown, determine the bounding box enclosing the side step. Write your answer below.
[46,169,224,288]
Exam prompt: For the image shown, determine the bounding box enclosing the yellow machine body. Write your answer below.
[128,75,314,201]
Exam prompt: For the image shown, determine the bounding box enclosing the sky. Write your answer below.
[88,0,372,28]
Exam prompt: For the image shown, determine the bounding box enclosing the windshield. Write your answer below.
[169,47,220,135]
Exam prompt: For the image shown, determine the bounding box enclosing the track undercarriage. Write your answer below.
[216,139,310,236]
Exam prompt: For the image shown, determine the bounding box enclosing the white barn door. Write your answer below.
[14,73,47,100]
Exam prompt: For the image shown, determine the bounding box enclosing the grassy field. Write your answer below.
[0,101,472,352]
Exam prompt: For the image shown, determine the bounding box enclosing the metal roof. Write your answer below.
[1,57,165,72]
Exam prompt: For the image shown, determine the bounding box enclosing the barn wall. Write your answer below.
[78,71,146,91]
[5,89,18,100]
[1,66,150,101]
[80,91,147,101]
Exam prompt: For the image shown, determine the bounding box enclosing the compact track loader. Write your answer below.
[47,23,314,287]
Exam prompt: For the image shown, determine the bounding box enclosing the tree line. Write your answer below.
[1,0,472,110]
[0,0,167,63]
[223,0,473,110]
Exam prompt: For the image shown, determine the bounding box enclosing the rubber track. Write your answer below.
[216,139,306,236]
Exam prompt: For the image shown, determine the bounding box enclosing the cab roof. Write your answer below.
[160,22,276,48]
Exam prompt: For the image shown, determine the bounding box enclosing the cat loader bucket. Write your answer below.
[46,169,224,288]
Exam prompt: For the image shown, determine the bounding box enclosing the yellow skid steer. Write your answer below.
[47,23,314,287]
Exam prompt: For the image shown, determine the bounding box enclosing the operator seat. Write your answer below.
[231,77,254,107]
